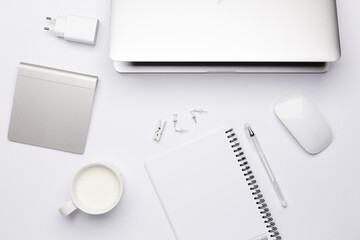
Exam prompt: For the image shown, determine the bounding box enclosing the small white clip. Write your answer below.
[154,120,166,142]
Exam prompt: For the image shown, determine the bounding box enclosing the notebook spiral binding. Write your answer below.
[225,128,282,240]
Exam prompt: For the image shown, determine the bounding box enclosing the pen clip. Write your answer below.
[244,122,256,152]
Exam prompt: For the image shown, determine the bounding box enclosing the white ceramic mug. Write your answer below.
[59,163,124,216]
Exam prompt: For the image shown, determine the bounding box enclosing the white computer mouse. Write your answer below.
[274,91,332,154]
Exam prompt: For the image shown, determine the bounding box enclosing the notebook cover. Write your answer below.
[145,127,280,240]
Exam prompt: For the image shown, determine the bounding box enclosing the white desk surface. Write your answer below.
[1,1,359,239]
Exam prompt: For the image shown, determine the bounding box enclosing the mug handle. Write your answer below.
[59,201,78,216]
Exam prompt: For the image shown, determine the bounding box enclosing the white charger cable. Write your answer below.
[44,15,99,45]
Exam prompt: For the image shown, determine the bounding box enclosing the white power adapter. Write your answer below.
[44,15,99,45]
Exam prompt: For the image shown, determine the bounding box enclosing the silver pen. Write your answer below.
[244,123,287,208]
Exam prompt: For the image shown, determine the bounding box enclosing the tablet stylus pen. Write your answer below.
[244,123,287,208]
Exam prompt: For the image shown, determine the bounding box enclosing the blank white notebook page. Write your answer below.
[145,128,270,240]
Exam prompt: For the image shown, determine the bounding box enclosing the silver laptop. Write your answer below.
[109,0,341,73]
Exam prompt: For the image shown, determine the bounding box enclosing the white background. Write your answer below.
[0,0,359,239]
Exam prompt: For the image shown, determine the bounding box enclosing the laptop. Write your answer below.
[109,0,341,73]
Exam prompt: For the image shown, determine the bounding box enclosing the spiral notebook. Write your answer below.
[145,127,281,240]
